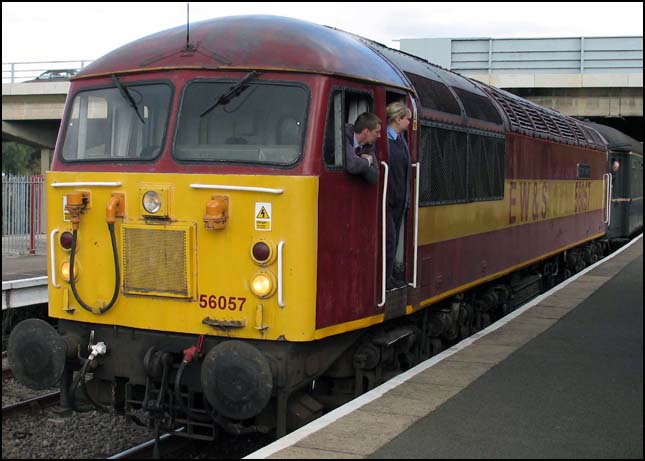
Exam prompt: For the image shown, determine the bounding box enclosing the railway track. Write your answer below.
[1,391,61,419]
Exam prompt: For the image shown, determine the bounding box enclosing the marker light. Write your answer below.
[251,241,272,265]
[59,231,74,250]
[142,191,162,214]
[204,196,229,230]
[61,260,78,282]
[250,272,276,298]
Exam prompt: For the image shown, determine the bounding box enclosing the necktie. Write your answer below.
[355,146,361,154]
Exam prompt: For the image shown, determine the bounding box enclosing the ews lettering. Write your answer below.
[574,181,592,213]
[509,181,549,224]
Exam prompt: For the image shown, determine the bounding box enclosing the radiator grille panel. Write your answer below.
[123,227,190,297]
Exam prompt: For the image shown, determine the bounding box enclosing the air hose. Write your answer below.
[174,360,213,422]
[69,222,120,314]
[68,342,109,413]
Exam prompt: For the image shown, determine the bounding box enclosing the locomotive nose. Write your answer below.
[201,340,273,420]
[7,319,67,390]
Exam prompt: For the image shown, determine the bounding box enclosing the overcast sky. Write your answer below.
[2,2,643,63]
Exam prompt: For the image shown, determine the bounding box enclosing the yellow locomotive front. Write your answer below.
[47,170,318,341]
[46,72,321,343]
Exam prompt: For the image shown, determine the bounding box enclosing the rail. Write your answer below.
[2,60,93,83]
[1,391,61,418]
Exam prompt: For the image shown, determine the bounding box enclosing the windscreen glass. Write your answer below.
[61,83,171,161]
[174,81,308,165]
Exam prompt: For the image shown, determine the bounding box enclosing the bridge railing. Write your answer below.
[2,60,93,83]
[2,174,46,256]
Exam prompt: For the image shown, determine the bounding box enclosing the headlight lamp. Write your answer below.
[250,272,276,298]
[61,260,79,282]
[142,191,162,214]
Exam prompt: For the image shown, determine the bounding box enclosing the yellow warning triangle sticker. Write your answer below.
[256,206,270,219]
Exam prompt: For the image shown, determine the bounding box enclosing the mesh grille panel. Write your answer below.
[419,126,468,205]
[468,135,505,200]
[482,85,603,150]
[123,227,189,296]
[419,125,505,206]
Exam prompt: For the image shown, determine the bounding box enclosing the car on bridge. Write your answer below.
[26,69,78,82]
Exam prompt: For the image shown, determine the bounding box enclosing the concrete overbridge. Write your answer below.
[399,35,643,140]
[2,81,70,172]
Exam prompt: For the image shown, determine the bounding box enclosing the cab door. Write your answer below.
[381,93,420,317]
[404,95,420,293]
[315,85,384,330]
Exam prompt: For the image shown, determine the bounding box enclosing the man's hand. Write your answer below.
[360,154,373,166]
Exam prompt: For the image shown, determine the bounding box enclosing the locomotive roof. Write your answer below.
[77,15,410,88]
[78,15,606,150]
[585,122,643,154]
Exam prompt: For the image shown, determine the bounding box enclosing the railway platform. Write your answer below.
[2,254,48,310]
[249,235,643,459]
[2,254,47,282]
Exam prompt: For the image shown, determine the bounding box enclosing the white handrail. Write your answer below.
[190,184,283,194]
[277,241,285,308]
[378,162,389,308]
[608,173,613,225]
[409,163,420,288]
[603,173,613,225]
[52,182,122,188]
[603,173,607,223]
[50,229,60,288]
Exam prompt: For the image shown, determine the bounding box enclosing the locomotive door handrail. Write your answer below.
[50,229,61,288]
[278,241,285,307]
[379,161,389,308]
[51,181,123,188]
[190,184,284,194]
[603,173,613,225]
[409,163,420,288]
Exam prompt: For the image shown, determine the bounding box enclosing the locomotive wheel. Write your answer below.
[429,338,443,357]
[481,313,492,329]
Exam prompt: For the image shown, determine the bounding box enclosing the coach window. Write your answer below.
[403,72,460,115]
[323,89,373,168]
[451,88,503,125]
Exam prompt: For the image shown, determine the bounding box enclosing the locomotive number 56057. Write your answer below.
[199,294,247,311]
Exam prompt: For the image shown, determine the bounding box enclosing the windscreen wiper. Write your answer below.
[112,75,145,124]
[200,70,260,118]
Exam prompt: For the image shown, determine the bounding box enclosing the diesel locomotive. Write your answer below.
[9,15,640,439]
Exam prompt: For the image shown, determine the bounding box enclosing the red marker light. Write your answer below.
[252,242,271,263]
[59,231,74,250]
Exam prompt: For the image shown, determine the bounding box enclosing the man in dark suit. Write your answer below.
[344,112,381,184]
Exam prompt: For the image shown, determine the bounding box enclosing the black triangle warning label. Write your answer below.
[256,206,270,219]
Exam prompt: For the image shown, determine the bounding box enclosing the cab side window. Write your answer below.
[323,89,373,168]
